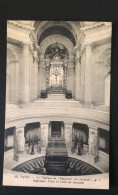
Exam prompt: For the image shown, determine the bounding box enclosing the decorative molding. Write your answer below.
[80,22,106,32]
[8,20,34,31]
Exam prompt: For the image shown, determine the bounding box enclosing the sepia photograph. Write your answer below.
[3,20,111,189]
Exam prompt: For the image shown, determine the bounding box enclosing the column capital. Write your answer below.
[84,42,96,50]
[17,42,32,53]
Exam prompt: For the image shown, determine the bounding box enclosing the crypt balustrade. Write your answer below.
[4,115,109,164]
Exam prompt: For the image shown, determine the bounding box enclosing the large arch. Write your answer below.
[39,34,74,60]
[34,21,79,45]
[38,25,76,46]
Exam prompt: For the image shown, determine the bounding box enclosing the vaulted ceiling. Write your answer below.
[38,25,76,46]
[34,21,80,46]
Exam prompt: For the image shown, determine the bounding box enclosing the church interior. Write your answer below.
[4,21,111,176]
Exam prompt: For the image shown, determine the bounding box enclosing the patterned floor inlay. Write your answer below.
[13,156,102,176]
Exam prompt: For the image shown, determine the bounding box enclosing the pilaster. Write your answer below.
[84,43,93,104]
[88,126,99,163]
[14,126,25,161]
[40,123,49,148]
[74,47,81,101]
[20,43,31,104]
[64,123,73,151]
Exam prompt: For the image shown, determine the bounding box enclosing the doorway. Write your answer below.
[50,121,64,138]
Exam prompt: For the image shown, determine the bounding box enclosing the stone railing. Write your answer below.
[5,106,110,130]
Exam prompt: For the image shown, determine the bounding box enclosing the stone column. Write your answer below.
[21,43,30,104]
[79,46,86,102]
[9,60,16,103]
[15,60,20,104]
[38,66,41,97]
[88,127,99,163]
[67,60,75,97]
[14,126,25,161]
[38,62,46,92]
[33,52,39,100]
[64,123,73,151]
[84,43,92,104]
[74,48,81,101]
[40,123,49,148]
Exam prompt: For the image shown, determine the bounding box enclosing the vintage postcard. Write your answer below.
[3,21,111,189]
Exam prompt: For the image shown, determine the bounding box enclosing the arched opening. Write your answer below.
[49,121,64,138]
[44,43,69,93]
[24,122,41,145]
[98,128,109,154]
[72,123,89,145]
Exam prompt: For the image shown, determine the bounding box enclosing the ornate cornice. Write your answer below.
[80,22,107,32]
[8,20,34,31]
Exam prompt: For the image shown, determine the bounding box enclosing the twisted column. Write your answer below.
[63,66,67,90]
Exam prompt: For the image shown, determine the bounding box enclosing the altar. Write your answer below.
[45,43,68,94]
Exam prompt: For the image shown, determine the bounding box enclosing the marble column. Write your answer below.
[34,52,39,100]
[38,63,46,93]
[88,127,99,163]
[67,61,75,97]
[79,47,86,102]
[9,60,16,103]
[84,43,92,104]
[64,123,73,151]
[14,126,25,161]
[74,48,81,101]
[40,123,49,148]
[38,67,41,97]
[21,43,30,103]
[29,52,34,102]
[15,60,20,104]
